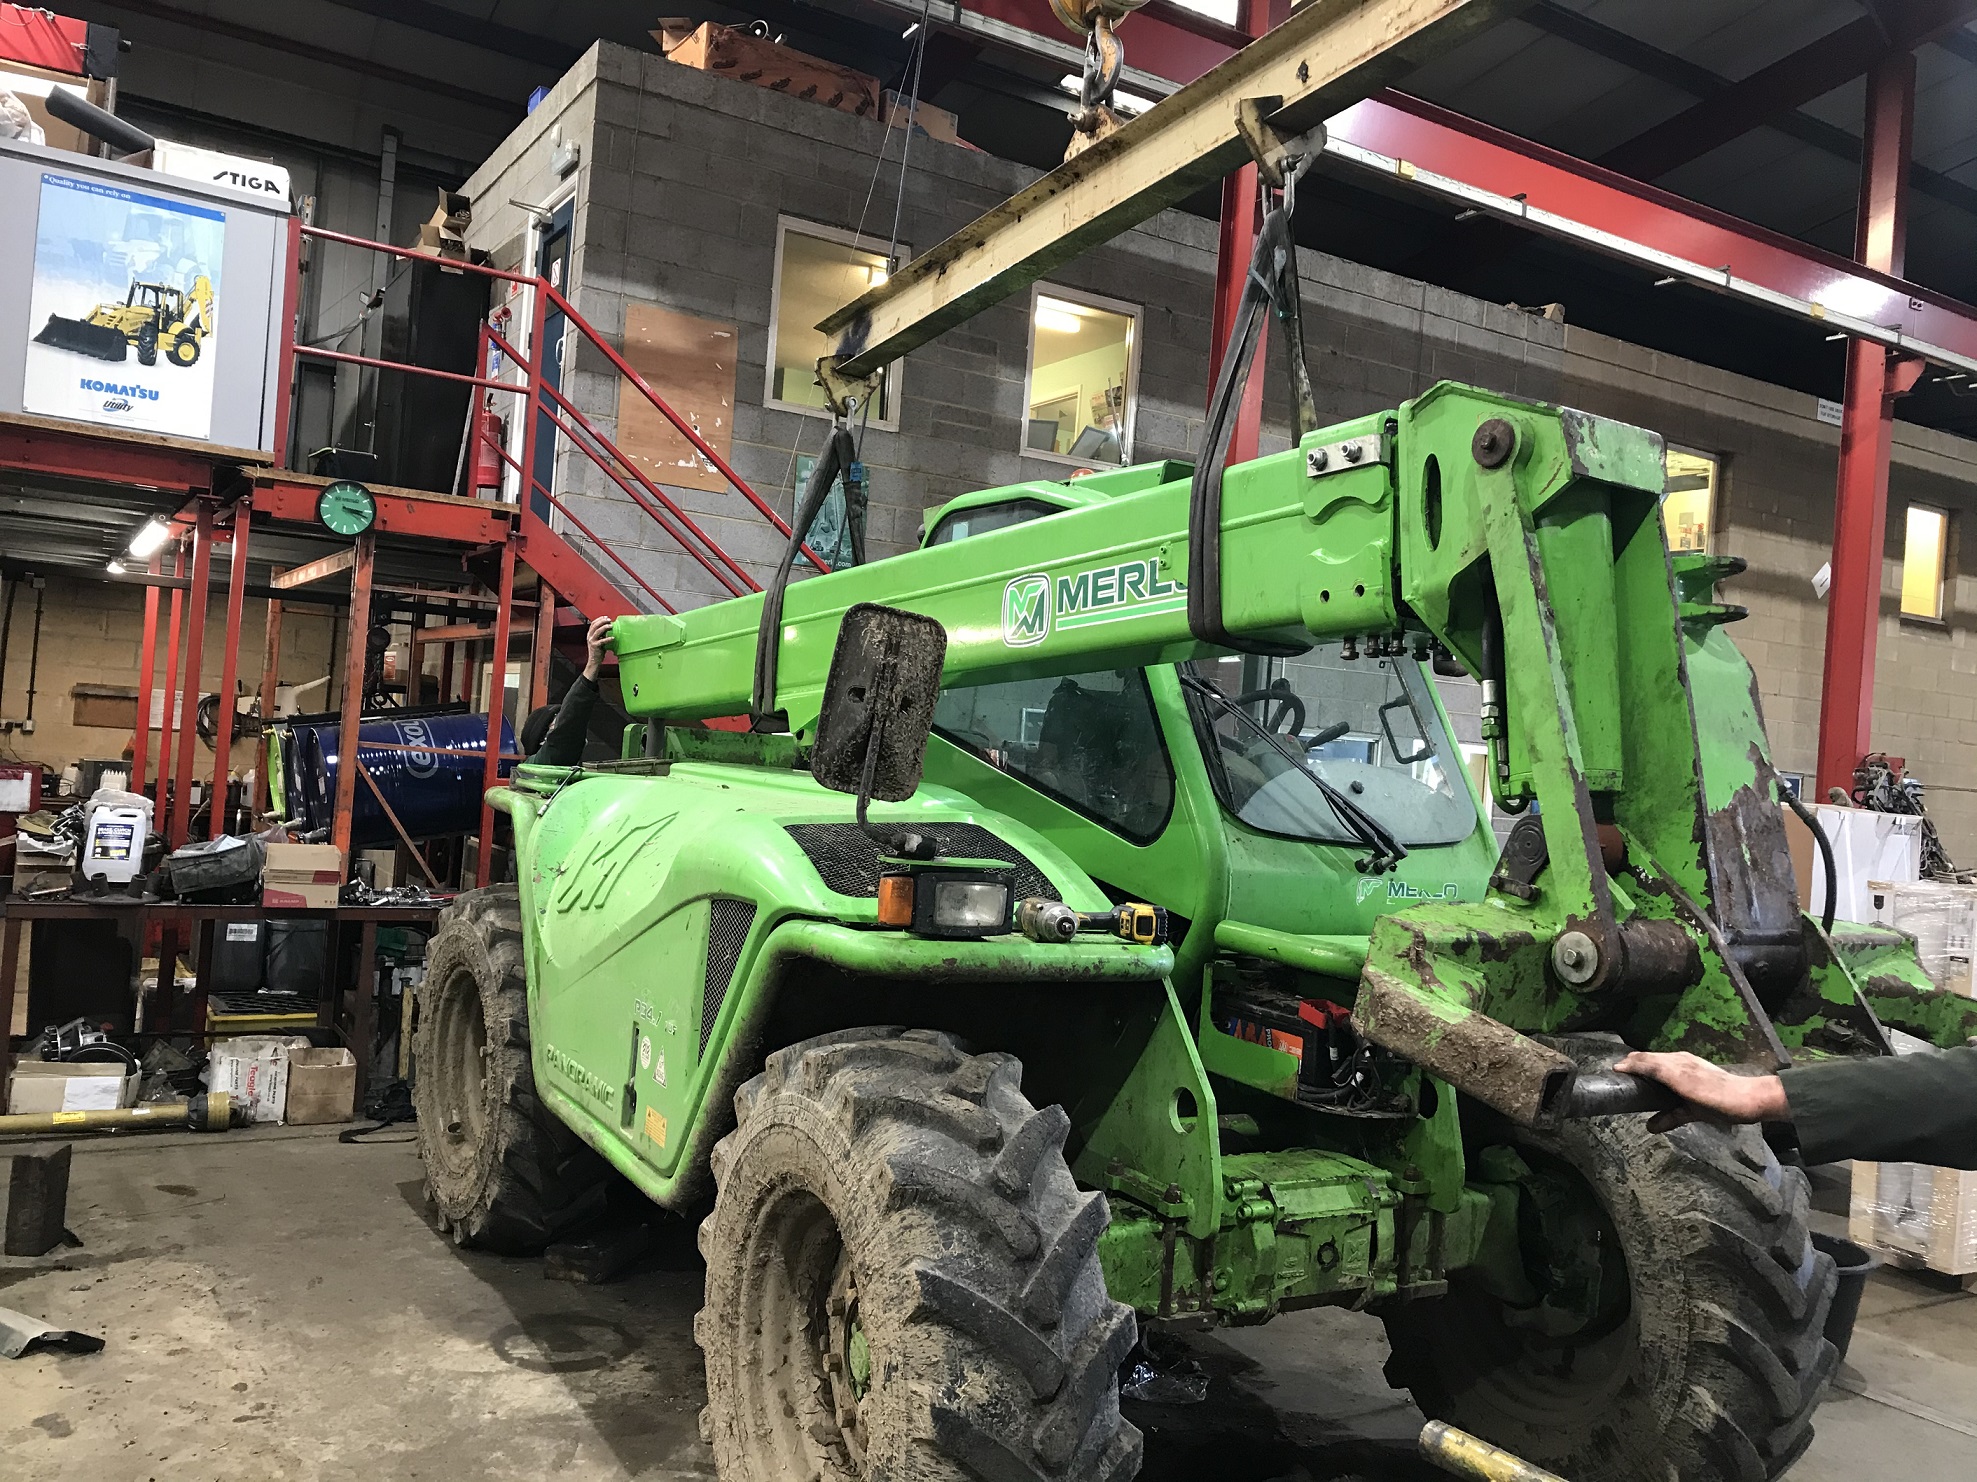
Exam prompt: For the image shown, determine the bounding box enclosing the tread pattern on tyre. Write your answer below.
[698,1026,1142,1482]
[1383,1106,1836,1482]
[413,886,610,1255]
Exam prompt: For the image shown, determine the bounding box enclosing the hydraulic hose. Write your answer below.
[752,422,856,722]
[1779,781,1836,935]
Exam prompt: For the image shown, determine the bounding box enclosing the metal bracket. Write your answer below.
[815,356,881,420]
[1305,432,1388,478]
[1235,96,1326,191]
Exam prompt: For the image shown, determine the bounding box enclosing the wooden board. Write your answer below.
[72,684,138,730]
[615,303,739,497]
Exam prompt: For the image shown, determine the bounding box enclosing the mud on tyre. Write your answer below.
[696,1026,1142,1482]
[413,886,611,1253]
[1383,1104,1837,1482]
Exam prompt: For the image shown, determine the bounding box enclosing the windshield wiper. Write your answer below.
[1180,672,1407,874]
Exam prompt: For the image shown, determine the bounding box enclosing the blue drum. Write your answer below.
[280,713,516,848]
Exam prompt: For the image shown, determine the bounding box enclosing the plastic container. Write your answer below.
[1812,1230,1879,1363]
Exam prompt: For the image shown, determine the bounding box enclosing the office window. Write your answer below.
[1023,286,1139,467]
[766,218,902,428]
[1167,0,1240,22]
[1901,503,1949,621]
[1662,447,1718,554]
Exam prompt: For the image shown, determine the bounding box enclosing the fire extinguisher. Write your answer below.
[472,399,507,498]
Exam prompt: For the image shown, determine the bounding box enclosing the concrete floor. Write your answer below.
[2,1129,1974,1482]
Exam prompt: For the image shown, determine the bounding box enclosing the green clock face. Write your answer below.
[317,480,376,537]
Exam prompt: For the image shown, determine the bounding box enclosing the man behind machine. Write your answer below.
[520,616,613,767]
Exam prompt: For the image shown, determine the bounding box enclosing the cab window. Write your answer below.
[932,669,1174,844]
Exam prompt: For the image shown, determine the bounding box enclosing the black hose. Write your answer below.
[42,87,156,156]
[24,581,41,724]
[1780,782,1836,936]
[752,423,855,723]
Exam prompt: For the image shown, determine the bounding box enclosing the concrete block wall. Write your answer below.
[0,574,336,783]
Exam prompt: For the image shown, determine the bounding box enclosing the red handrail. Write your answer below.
[504,334,760,596]
[284,227,833,617]
[542,283,832,573]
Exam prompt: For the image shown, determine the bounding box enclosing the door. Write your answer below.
[528,199,575,522]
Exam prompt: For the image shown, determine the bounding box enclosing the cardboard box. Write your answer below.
[264,842,343,908]
[1867,879,1977,997]
[654,20,879,119]
[7,1060,139,1114]
[408,188,471,261]
[1852,1160,1977,1277]
[284,1047,357,1124]
[206,1036,308,1123]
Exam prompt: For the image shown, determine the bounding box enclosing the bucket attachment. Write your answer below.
[34,315,128,361]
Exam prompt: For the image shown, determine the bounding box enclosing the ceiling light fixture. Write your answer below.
[1035,305,1083,334]
[106,559,126,576]
[126,517,172,559]
[902,21,919,37]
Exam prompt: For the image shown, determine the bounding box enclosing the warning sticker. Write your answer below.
[644,1106,667,1147]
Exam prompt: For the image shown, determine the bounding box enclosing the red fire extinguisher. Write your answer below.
[472,399,507,498]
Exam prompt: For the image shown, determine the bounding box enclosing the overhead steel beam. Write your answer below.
[271,546,358,589]
[820,0,1527,381]
[1594,0,1977,182]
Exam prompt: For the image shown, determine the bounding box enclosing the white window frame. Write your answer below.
[1660,443,1720,555]
[1020,282,1143,469]
[1901,501,1950,622]
[765,216,907,432]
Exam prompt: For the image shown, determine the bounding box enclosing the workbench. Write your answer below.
[0,899,445,1107]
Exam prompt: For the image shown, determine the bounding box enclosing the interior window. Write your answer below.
[933,669,1174,844]
[1024,288,1137,465]
[769,220,900,424]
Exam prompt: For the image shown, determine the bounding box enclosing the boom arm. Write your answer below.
[614,385,1977,1117]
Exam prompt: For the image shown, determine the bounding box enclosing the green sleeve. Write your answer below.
[1779,1046,1977,1169]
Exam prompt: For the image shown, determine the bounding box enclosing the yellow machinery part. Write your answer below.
[1419,1422,1572,1482]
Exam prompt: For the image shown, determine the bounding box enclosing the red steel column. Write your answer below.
[210,504,251,837]
[476,536,518,885]
[132,555,161,795]
[170,506,214,847]
[1816,51,1915,798]
[331,534,376,870]
[1206,0,1273,465]
[155,541,185,819]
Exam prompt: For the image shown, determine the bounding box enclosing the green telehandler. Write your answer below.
[413,382,1976,1482]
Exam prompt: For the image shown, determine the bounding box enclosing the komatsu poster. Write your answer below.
[24,173,225,439]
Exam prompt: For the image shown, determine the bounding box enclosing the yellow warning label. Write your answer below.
[52,1112,86,1125]
[644,1106,667,1147]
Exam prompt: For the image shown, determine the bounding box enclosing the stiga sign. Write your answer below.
[1000,557,1186,647]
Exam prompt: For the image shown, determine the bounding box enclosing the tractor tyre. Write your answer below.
[697,1026,1141,1482]
[413,885,611,1253]
[168,330,200,367]
[136,325,157,367]
[1382,1108,1836,1482]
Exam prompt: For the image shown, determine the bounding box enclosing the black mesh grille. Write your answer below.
[700,899,756,1058]
[783,823,1060,904]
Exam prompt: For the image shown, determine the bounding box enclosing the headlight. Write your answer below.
[877,861,1016,938]
[931,880,1010,932]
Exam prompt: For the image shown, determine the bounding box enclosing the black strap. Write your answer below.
[1186,180,1317,654]
[753,423,857,723]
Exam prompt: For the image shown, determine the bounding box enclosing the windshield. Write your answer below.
[1185,652,1476,848]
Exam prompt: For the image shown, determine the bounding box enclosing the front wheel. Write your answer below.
[1383,1109,1836,1482]
[696,1026,1141,1482]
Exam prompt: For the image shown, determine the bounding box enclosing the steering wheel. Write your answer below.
[1229,678,1305,739]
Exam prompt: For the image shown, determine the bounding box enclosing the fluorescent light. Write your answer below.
[106,560,127,576]
[867,264,889,286]
[1035,305,1083,334]
[902,21,919,37]
[127,517,172,559]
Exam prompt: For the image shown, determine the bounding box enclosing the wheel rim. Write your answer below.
[737,1182,868,1480]
[428,965,489,1179]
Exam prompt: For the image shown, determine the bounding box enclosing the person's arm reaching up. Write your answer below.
[533,616,613,767]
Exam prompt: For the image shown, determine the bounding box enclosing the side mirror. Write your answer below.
[810,604,948,828]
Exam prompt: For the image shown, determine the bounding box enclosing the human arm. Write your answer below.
[533,618,614,767]
[1616,1046,1977,1169]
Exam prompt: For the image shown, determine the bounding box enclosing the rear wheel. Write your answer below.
[136,325,157,367]
[1383,1108,1836,1482]
[696,1026,1141,1482]
[167,329,200,367]
[413,886,611,1252]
